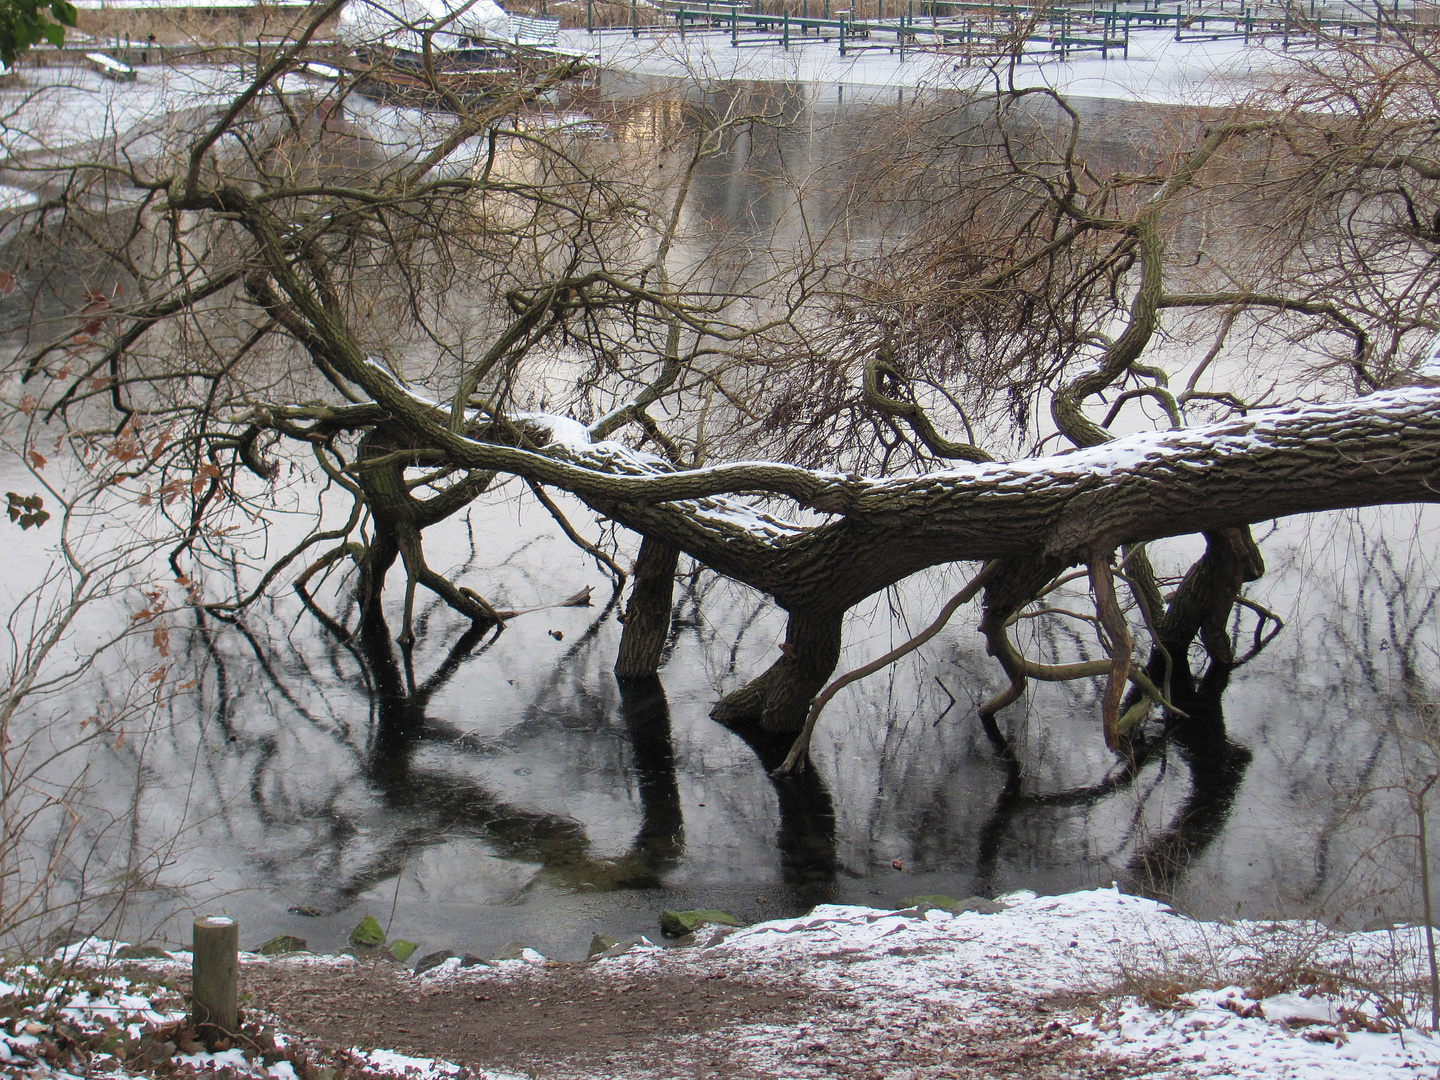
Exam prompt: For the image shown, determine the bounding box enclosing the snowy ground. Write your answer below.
[6,887,1440,1079]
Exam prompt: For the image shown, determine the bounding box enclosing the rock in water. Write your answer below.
[587,933,621,959]
[900,894,1010,915]
[589,935,651,960]
[660,909,743,937]
[253,935,308,955]
[491,941,534,961]
[348,915,386,948]
[414,950,457,974]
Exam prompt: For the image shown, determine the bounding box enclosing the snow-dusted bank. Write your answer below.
[5,887,1440,1079]
[572,26,1296,104]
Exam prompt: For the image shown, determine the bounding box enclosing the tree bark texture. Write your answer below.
[614,537,681,679]
[248,243,1440,615]
[243,307,1440,712]
[379,384,1440,613]
[711,609,845,733]
[1153,527,1265,668]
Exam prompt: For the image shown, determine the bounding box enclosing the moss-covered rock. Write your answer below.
[348,915,385,948]
[114,944,171,960]
[253,935,308,956]
[900,894,1009,915]
[413,950,456,975]
[587,933,621,959]
[659,909,742,937]
[387,939,417,962]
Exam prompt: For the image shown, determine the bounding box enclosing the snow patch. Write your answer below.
[9,888,1440,1079]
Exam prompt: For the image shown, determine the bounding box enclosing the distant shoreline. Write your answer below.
[571,26,1291,105]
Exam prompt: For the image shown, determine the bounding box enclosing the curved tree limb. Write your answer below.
[863,353,995,463]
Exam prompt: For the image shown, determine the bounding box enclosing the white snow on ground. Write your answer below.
[7,887,1440,1077]
[417,886,1440,1078]
[1088,987,1434,1079]
[640,887,1440,1078]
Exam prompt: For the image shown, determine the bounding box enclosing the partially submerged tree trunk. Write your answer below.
[31,37,1440,761]
[353,428,503,645]
[711,609,845,733]
[614,537,680,679]
[1153,528,1265,670]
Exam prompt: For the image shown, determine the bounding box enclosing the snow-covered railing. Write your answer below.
[511,15,561,46]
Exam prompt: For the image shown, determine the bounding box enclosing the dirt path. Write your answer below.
[244,958,1156,1079]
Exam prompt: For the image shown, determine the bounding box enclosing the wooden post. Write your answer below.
[192,916,239,1039]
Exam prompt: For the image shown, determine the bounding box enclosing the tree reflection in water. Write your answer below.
[160,511,1440,937]
[969,612,1265,904]
[188,560,841,916]
[708,714,839,899]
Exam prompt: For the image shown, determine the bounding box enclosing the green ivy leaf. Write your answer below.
[0,0,73,66]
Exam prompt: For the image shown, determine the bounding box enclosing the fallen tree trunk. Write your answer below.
[299,370,1440,732]
[559,386,1440,611]
[325,370,1440,602]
